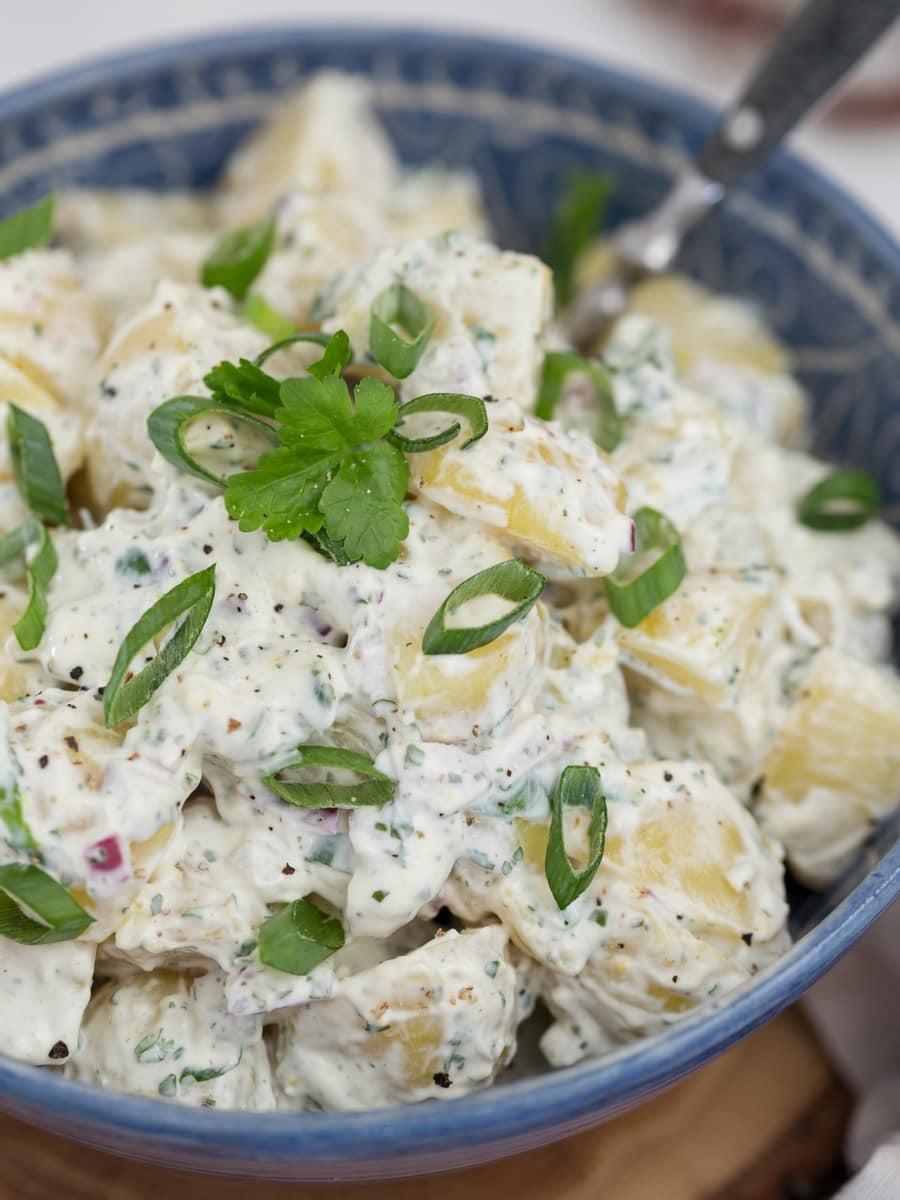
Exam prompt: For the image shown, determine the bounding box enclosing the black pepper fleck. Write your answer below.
[48,1041,69,1060]
[38,754,49,769]
[69,666,84,681]
[432,1072,452,1089]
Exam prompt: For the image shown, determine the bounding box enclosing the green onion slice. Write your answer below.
[423,559,546,656]
[254,329,351,382]
[386,392,488,454]
[536,351,621,453]
[0,862,93,944]
[0,518,40,568]
[103,565,216,727]
[0,195,55,261]
[258,897,345,975]
[545,765,608,910]
[369,284,435,379]
[13,523,57,652]
[7,404,68,526]
[147,395,279,486]
[604,507,686,629]
[263,745,396,808]
[243,293,298,341]
[542,171,611,305]
[201,216,276,301]
[797,468,881,532]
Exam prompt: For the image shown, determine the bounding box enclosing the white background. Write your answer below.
[4,0,900,235]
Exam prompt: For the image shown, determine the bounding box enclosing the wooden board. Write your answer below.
[0,1009,848,1200]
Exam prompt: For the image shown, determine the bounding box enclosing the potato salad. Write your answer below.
[0,73,897,1112]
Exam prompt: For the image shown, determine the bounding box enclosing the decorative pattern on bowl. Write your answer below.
[0,26,896,1183]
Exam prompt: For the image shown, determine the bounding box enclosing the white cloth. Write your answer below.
[805,901,900,1197]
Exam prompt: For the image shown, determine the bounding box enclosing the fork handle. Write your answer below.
[697,0,900,187]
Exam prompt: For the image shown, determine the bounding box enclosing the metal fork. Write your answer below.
[566,0,900,351]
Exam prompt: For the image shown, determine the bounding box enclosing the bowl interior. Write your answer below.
[0,25,897,1182]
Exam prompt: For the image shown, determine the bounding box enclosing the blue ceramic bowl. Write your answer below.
[0,26,898,1184]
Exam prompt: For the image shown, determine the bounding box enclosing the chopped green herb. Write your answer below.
[263,745,396,809]
[545,765,607,910]
[201,217,276,300]
[797,468,880,532]
[604,507,686,628]
[0,862,93,944]
[258,897,345,975]
[103,565,216,727]
[7,404,68,526]
[0,195,55,261]
[369,283,435,378]
[542,171,611,305]
[423,560,545,655]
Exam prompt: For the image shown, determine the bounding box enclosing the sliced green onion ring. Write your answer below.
[13,522,57,652]
[423,560,546,656]
[243,293,298,341]
[0,194,55,261]
[369,284,435,379]
[797,468,881,532]
[386,392,488,454]
[201,216,276,301]
[7,404,68,526]
[0,518,40,568]
[604,507,686,629]
[0,862,93,944]
[254,328,352,382]
[545,765,608,910]
[263,745,397,808]
[258,897,345,975]
[536,351,621,453]
[147,395,279,486]
[103,564,216,728]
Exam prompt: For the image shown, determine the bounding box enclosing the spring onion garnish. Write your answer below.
[258,897,345,976]
[103,564,216,727]
[13,522,57,652]
[147,395,279,486]
[255,329,352,385]
[604,507,686,629]
[369,284,435,378]
[536,351,621,453]
[0,862,93,945]
[423,560,546,656]
[386,392,488,454]
[263,745,397,809]
[545,765,607,910]
[797,468,881,532]
[542,172,611,305]
[0,194,55,261]
[243,293,298,341]
[0,518,40,568]
[7,404,68,526]
[201,216,276,301]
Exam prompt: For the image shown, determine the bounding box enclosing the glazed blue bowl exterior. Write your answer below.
[0,26,898,1183]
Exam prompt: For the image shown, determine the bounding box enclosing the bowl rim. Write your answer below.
[0,22,898,1167]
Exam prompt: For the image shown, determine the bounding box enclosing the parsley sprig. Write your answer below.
[149,331,488,570]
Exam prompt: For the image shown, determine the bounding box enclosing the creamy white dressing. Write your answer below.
[0,72,896,1112]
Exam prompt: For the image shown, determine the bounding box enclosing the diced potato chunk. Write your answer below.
[84,281,267,511]
[392,605,545,742]
[618,568,777,705]
[320,233,552,411]
[757,649,900,886]
[66,970,276,1108]
[218,73,399,226]
[275,927,517,1109]
[0,939,95,1065]
[411,401,631,577]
